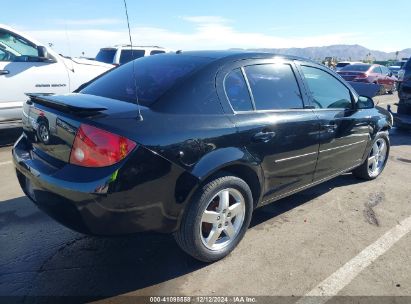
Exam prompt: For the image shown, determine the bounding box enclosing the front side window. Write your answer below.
[224,68,253,111]
[0,29,38,61]
[0,48,16,62]
[382,66,390,75]
[244,64,303,110]
[301,65,352,109]
[119,50,146,64]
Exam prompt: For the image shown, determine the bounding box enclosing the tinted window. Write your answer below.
[301,66,352,109]
[150,50,165,55]
[244,64,303,110]
[224,69,253,111]
[336,62,350,68]
[371,66,382,74]
[405,59,411,70]
[95,49,116,64]
[119,50,145,64]
[341,64,370,72]
[81,54,213,106]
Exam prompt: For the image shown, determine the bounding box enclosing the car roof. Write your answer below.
[171,50,314,63]
[100,45,166,50]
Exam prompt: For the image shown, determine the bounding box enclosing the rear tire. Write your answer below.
[353,132,390,180]
[174,174,253,262]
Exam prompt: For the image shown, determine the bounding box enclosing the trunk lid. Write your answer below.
[338,71,366,81]
[22,93,142,163]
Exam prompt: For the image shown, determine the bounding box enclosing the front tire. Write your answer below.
[174,174,253,262]
[353,132,390,180]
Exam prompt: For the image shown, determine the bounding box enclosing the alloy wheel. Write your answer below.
[200,188,245,251]
[367,138,387,177]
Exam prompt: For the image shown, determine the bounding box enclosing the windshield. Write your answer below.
[95,49,116,64]
[81,54,213,106]
[340,64,370,72]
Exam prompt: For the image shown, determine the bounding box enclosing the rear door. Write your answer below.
[298,63,370,181]
[218,59,320,202]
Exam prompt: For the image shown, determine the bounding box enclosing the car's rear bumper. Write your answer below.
[387,105,411,130]
[13,134,191,235]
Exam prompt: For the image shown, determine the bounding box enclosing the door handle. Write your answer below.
[0,70,9,75]
[322,124,338,132]
[252,131,276,142]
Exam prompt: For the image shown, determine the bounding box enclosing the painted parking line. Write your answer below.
[297,214,411,304]
[0,160,12,166]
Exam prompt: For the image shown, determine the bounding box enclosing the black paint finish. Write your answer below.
[13,51,392,235]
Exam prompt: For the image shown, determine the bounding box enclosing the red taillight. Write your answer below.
[355,73,368,79]
[70,124,136,167]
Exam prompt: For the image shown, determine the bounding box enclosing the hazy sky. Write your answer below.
[2,0,409,57]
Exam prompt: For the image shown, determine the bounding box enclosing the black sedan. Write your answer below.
[13,51,392,262]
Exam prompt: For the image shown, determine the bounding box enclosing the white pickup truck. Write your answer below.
[0,24,113,128]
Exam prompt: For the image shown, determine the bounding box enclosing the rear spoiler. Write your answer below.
[25,93,107,116]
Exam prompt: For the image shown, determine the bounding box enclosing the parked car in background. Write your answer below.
[335,61,362,71]
[337,64,397,94]
[14,51,392,262]
[388,65,402,77]
[0,24,113,129]
[95,45,170,65]
[389,57,411,129]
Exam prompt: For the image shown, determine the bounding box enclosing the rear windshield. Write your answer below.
[95,49,116,64]
[336,62,349,68]
[81,54,213,106]
[341,64,370,72]
[119,49,145,64]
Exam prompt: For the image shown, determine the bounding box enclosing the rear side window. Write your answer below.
[336,63,349,68]
[244,64,303,110]
[119,50,145,64]
[150,50,165,55]
[96,49,116,64]
[301,65,352,109]
[81,54,213,106]
[224,69,253,111]
[371,66,382,74]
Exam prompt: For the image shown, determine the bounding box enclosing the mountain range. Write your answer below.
[239,44,411,62]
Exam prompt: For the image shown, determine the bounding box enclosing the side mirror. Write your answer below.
[356,96,375,109]
[37,46,56,63]
[388,72,393,77]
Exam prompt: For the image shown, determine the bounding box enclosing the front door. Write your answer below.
[298,64,370,181]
